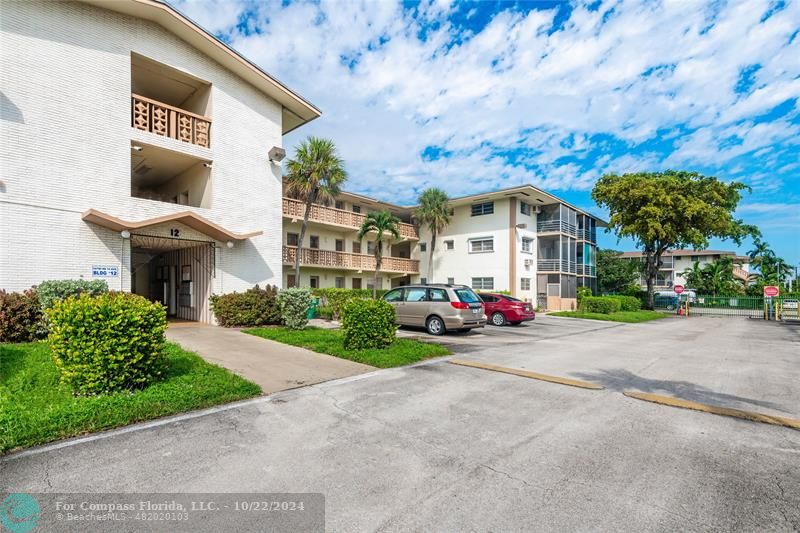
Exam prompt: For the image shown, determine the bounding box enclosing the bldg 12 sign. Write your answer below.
[92,265,119,278]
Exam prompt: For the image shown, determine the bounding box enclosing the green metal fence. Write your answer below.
[653,294,800,319]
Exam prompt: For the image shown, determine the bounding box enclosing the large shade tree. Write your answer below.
[358,210,401,298]
[285,137,347,283]
[592,170,756,309]
[413,187,451,283]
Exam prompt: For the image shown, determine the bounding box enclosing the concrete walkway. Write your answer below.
[166,324,374,394]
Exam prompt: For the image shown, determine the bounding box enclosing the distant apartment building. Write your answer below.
[1,0,320,323]
[620,250,751,290]
[284,184,605,311]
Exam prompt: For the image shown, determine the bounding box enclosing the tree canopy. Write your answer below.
[592,170,756,308]
[596,249,640,294]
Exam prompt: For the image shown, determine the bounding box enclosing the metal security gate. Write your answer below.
[654,295,799,320]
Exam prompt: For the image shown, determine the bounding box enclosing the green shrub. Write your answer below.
[608,295,642,311]
[577,286,592,305]
[277,287,313,330]
[0,288,45,343]
[341,299,397,350]
[317,305,334,320]
[46,292,167,395]
[209,285,280,327]
[582,296,622,314]
[312,288,388,318]
[38,279,108,310]
[621,286,648,306]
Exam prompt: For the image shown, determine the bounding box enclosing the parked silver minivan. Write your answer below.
[382,284,486,335]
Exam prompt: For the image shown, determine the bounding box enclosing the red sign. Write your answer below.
[764,285,780,297]
[673,285,685,294]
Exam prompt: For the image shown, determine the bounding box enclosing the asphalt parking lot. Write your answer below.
[3,316,799,531]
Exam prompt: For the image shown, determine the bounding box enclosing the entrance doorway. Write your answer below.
[131,234,215,323]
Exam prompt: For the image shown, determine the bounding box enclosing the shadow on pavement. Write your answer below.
[571,368,789,413]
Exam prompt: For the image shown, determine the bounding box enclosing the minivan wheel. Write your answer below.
[426,316,445,336]
[491,312,507,326]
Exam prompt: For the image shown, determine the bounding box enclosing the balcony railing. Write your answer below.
[282,246,419,274]
[537,259,576,273]
[577,228,597,242]
[132,94,211,148]
[537,220,577,236]
[577,264,597,276]
[282,197,418,239]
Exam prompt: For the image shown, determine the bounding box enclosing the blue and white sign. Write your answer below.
[91,265,119,278]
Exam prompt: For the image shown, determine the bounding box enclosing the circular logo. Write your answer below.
[0,493,40,533]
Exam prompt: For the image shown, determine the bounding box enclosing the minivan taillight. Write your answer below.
[450,301,470,309]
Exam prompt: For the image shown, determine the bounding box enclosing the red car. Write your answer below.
[478,293,536,326]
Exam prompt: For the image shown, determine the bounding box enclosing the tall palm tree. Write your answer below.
[413,187,451,283]
[285,137,347,283]
[358,210,401,298]
[747,239,773,262]
[681,260,704,290]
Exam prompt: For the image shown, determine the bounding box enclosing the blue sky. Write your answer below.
[175,0,800,265]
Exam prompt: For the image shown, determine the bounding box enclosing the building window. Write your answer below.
[335,200,345,210]
[335,239,344,252]
[352,277,362,289]
[352,241,361,254]
[309,235,320,249]
[287,233,299,246]
[335,277,345,288]
[521,277,531,291]
[469,238,494,253]
[471,202,494,216]
[352,205,361,213]
[472,277,494,290]
[521,237,533,253]
[447,277,455,285]
[420,278,428,284]
[310,276,319,289]
[420,242,427,252]
[367,278,383,290]
[520,202,531,216]
[444,240,454,250]
[367,241,375,254]
[287,274,296,288]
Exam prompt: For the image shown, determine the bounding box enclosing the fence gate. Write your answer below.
[653,294,798,320]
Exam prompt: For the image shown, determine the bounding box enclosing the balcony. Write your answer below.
[282,197,418,239]
[577,228,597,242]
[283,246,419,274]
[538,259,576,273]
[577,264,596,276]
[132,94,211,149]
[537,220,577,236]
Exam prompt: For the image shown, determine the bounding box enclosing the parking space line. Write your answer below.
[448,359,604,390]
[623,391,800,430]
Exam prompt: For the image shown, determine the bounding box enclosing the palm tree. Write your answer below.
[747,239,773,262]
[413,188,451,283]
[285,137,347,283]
[358,210,401,298]
[681,260,704,290]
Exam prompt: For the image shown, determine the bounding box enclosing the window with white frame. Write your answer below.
[469,238,494,253]
[520,202,531,216]
[521,237,533,253]
[471,202,494,216]
[520,277,531,291]
[471,277,494,290]
[444,240,454,250]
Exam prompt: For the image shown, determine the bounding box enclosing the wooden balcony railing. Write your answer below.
[132,94,211,148]
[282,197,418,239]
[282,246,419,274]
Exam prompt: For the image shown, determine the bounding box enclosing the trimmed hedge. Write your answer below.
[209,285,280,327]
[312,288,388,319]
[278,288,312,329]
[38,279,108,310]
[341,299,397,350]
[0,288,45,343]
[46,292,167,395]
[608,295,642,312]
[582,296,622,314]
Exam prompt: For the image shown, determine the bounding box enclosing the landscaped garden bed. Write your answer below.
[548,310,666,323]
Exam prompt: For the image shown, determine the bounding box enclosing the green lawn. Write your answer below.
[244,327,451,368]
[0,342,261,454]
[548,310,667,323]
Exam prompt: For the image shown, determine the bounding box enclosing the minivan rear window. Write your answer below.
[455,288,481,303]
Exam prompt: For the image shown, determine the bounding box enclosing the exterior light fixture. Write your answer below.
[226,241,234,248]
[120,230,131,239]
[268,146,286,164]
[131,145,143,151]
[203,162,212,168]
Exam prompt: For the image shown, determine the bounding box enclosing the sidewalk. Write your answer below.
[166,324,374,394]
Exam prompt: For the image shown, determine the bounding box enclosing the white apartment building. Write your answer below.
[287,185,605,311]
[620,250,751,290]
[1,0,320,322]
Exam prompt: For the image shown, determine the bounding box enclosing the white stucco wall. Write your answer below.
[0,1,285,293]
